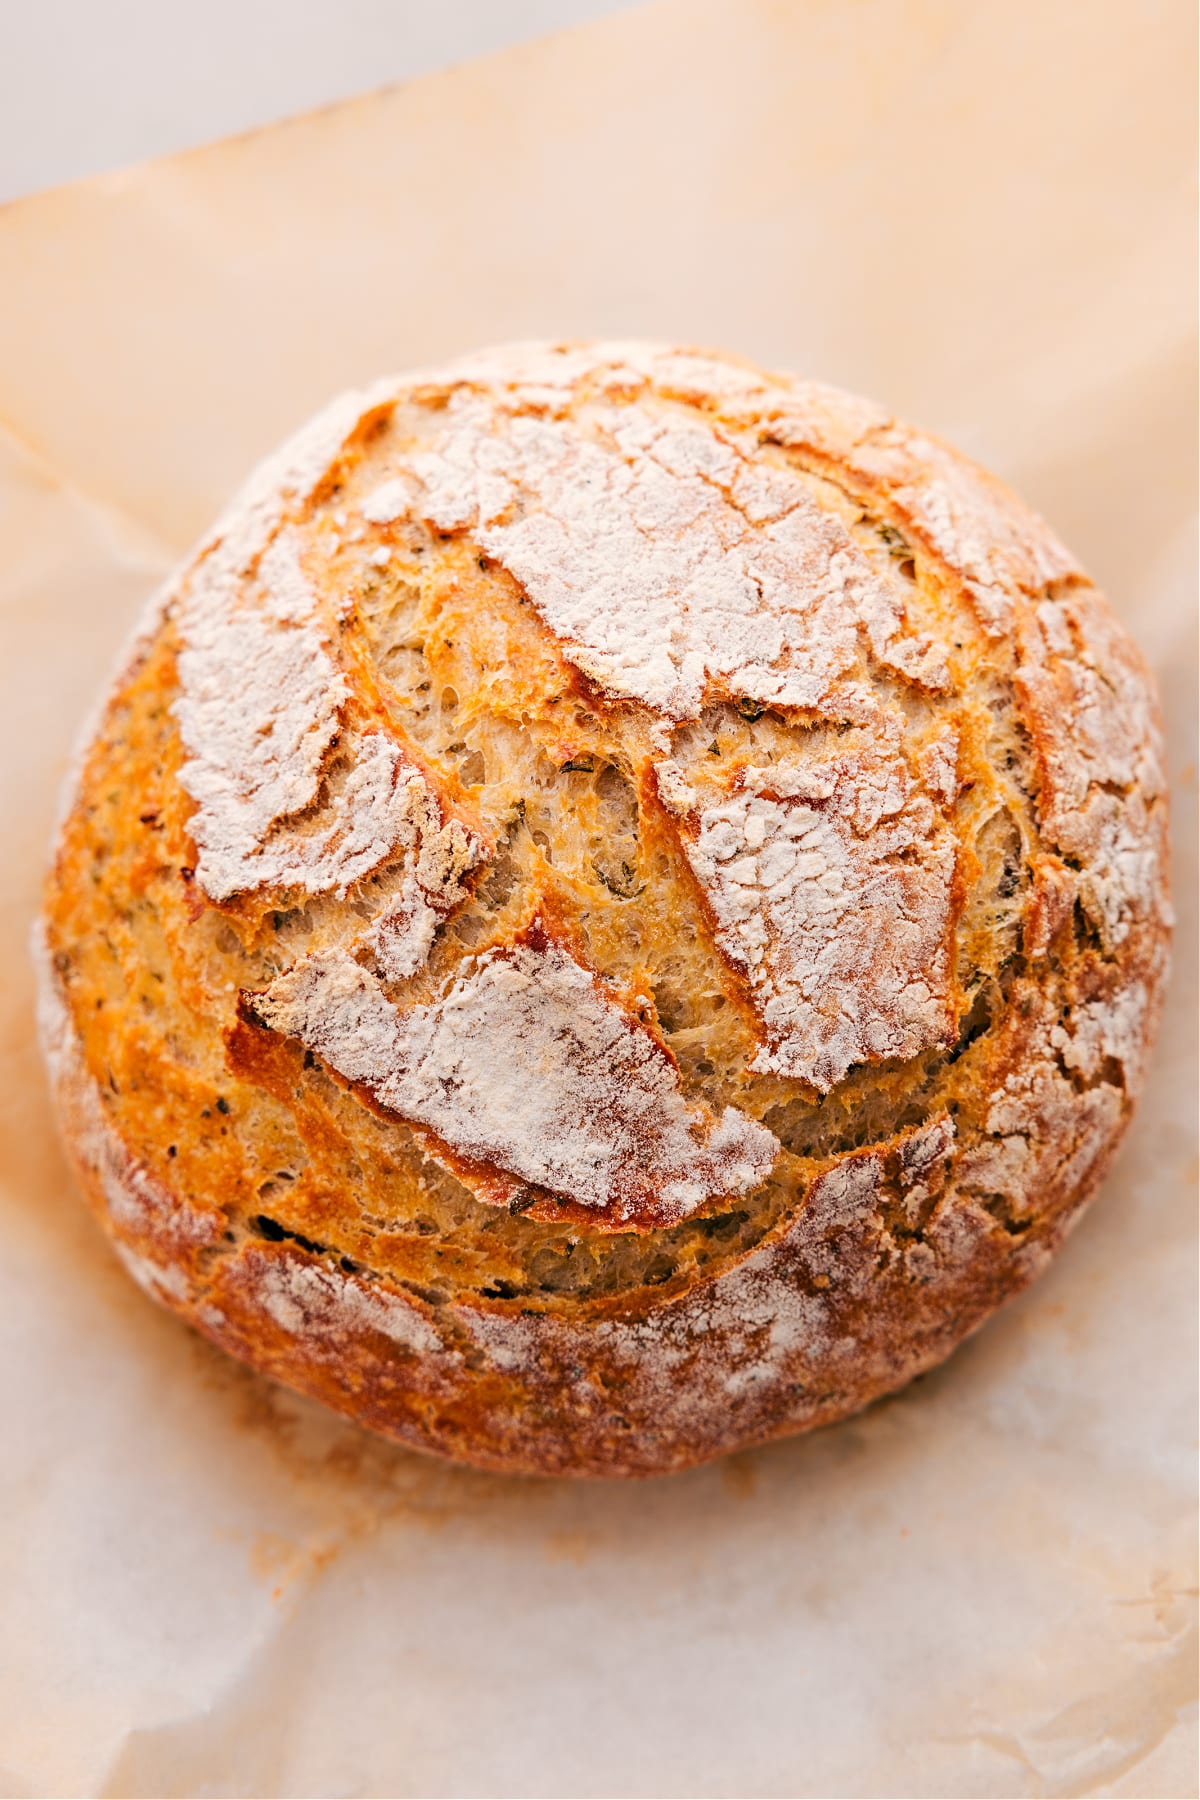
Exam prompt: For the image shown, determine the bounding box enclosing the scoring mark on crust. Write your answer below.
[176,524,488,915]
[655,740,960,1091]
[372,390,947,721]
[176,526,347,896]
[244,917,779,1229]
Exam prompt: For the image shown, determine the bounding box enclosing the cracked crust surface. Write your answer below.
[37,340,1170,1476]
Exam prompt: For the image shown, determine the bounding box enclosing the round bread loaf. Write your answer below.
[36,342,1170,1477]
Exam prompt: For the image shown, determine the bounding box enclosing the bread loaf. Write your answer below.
[36,342,1170,1476]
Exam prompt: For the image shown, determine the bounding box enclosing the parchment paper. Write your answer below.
[0,3,1195,1795]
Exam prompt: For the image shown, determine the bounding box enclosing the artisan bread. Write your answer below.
[36,342,1170,1477]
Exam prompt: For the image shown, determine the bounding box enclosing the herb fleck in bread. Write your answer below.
[36,342,1170,1476]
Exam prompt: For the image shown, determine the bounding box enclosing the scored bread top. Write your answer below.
[39,341,1170,1471]
[176,341,974,1220]
[250,916,777,1231]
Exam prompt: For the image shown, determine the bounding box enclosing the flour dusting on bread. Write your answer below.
[175,528,349,896]
[397,392,946,719]
[658,744,959,1089]
[175,525,487,920]
[250,926,778,1226]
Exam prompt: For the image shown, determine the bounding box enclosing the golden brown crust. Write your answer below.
[36,341,1170,1477]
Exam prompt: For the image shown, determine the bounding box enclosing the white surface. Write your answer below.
[0,0,631,204]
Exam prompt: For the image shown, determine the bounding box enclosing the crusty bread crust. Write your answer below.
[37,343,1170,1477]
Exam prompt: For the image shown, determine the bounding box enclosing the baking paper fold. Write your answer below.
[0,1,1195,1794]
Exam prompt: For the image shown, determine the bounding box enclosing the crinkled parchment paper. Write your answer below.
[0,2,1195,1794]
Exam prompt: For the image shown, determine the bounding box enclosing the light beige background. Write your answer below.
[0,2,1195,1795]
[0,0,632,203]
